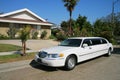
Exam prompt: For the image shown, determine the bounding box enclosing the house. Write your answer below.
[0,8,53,39]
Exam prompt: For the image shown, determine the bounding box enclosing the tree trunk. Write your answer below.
[69,10,72,36]
[21,41,26,56]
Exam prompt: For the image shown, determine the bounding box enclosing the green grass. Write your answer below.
[0,44,22,52]
[0,53,36,63]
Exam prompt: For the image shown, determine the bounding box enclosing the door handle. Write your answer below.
[89,47,92,49]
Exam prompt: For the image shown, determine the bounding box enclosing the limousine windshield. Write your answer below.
[59,39,82,47]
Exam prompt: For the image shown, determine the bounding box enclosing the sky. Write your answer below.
[0,0,120,25]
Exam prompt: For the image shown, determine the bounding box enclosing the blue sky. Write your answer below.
[0,0,120,25]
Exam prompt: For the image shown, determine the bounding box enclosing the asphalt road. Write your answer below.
[0,52,120,80]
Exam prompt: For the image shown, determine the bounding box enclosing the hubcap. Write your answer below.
[108,50,111,56]
[68,57,75,69]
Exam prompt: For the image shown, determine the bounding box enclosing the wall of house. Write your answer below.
[9,12,39,21]
[0,23,9,36]
[41,26,51,39]
[0,22,51,39]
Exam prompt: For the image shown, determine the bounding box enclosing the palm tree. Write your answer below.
[19,26,31,56]
[63,0,80,36]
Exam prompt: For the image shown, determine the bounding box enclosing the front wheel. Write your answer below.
[65,55,76,70]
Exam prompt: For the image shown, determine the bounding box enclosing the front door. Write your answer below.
[78,39,94,62]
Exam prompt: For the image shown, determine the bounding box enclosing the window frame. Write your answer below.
[82,39,92,47]
[90,38,102,46]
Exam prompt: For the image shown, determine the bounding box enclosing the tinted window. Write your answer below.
[101,39,107,44]
[82,39,91,46]
[59,39,82,47]
[91,39,101,45]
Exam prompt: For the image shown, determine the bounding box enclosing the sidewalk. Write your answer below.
[0,39,59,56]
[0,50,38,56]
[0,60,32,73]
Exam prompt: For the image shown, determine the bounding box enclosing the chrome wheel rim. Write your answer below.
[108,50,111,56]
[68,57,75,69]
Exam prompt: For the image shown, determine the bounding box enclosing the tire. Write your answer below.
[106,48,112,57]
[65,55,76,70]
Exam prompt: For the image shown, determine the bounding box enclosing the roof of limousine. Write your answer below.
[68,37,103,39]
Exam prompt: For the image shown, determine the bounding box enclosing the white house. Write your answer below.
[0,8,53,38]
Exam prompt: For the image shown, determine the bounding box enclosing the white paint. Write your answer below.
[34,37,113,68]
[0,8,46,22]
[10,13,37,20]
[0,19,52,26]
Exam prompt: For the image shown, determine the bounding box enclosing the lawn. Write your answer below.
[0,44,36,63]
[0,53,36,63]
[0,44,22,52]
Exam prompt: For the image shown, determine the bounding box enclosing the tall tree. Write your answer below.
[61,15,92,37]
[63,0,80,36]
[93,19,113,42]
[19,26,31,56]
[113,12,120,36]
[100,12,120,37]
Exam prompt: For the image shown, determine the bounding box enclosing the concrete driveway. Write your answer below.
[0,40,59,51]
[0,53,120,80]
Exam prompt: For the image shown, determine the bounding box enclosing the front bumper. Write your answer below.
[34,55,65,67]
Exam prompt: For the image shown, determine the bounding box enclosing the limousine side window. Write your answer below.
[91,39,101,45]
[101,39,107,44]
[82,39,91,46]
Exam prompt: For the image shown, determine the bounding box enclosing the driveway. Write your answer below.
[0,53,120,80]
[0,42,120,80]
[0,40,59,51]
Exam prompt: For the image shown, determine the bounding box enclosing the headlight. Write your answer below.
[38,51,47,58]
[48,54,58,58]
[48,53,64,58]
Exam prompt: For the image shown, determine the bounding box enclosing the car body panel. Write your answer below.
[34,37,113,68]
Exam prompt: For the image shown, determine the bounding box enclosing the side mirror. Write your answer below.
[58,42,61,46]
[82,43,88,48]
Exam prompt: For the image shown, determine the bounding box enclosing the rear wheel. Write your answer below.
[106,48,112,57]
[65,55,76,70]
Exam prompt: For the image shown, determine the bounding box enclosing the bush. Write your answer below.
[32,31,38,39]
[0,34,9,40]
[41,30,47,39]
[56,32,67,41]
[7,26,18,39]
[49,34,56,39]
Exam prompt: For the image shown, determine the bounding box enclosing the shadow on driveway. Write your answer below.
[29,60,60,72]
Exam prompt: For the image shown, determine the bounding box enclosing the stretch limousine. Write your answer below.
[34,37,113,70]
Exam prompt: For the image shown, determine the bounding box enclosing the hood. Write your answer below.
[40,46,74,54]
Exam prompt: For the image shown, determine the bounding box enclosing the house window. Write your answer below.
[37,25,41,30]
[0,22,9,27]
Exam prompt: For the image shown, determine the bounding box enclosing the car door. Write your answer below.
[78,39,95,62]
[90,38,105,57]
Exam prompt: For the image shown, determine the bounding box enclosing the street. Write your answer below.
[0,51,120,80]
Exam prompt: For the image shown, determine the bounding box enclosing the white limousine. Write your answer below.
[34,37,113,70]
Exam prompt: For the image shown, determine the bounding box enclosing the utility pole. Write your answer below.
[111,0,119,36]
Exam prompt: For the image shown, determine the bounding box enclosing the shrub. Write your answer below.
[56,31,67,41]
[41,30,47,39]
[0,34,9,40]
[32,31,38,39]
[7,26,18,39]
[49,34,56,39]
